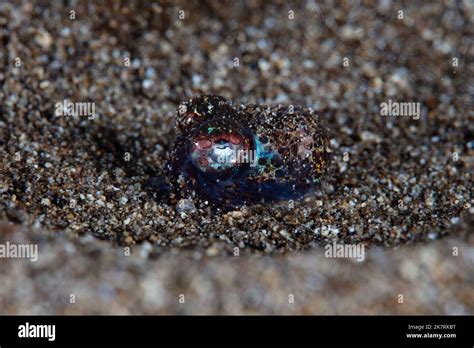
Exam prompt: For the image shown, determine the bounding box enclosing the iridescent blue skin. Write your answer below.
[162,95,331,209]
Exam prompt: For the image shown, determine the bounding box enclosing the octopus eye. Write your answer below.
[189,131,251,174]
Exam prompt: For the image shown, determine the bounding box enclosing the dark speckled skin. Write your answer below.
[163,95,331,208]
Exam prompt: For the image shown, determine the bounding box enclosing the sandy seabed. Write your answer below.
[0,0,473,314]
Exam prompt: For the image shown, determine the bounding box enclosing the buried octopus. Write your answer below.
[159,95,332,209]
